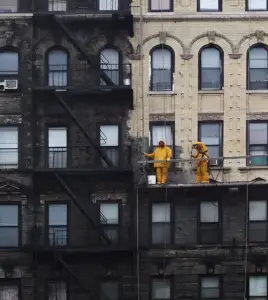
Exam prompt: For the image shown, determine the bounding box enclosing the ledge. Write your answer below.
[246,90,268,94]
[148,91,177,96]
[198,90,224,94]
[239,166,268,171]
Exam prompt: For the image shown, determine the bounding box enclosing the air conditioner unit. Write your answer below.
[209,159,218,166]
[0,80,18,91]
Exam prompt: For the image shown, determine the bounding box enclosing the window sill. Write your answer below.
[239,166,268,170]
[189,167,231,171]
[148,91,176,96]
[246,90,268,94]
[198,90,224,94]
[146,12,174,15]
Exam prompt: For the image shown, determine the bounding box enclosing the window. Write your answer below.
[150,46,174,91]
[249,200,267,242]
[198,0,221,11]
[100,281,119,300]
[48,204,67,246]
[48,281,67,300]
[150,123,174,149]
[149,0,172,12]
[199,122,222,165]
[199,46,223,90]
[247,0,267,11]
[48,49,68,87]
[0,52,18,77]
[249,276,267,300]
[100,202,120,244]
[199,201,219,244]
[100,49,120,85]
[248,46,268,90]
[0,127,18,169]
[0,0,18,12]
[248,122,268,165]
[48,0,67,11]
[152,203,171,244]
[100,125,119,167]
[200,277,220,300]
[48,127,67,168]
[99,0,118,10]
[0,283,19,300]
[0,205,19,247]
[151,279,171,300]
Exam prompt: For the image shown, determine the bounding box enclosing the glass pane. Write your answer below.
[0,285,18,300]
[0,227,19,247]
[48,50,67,67]
[200,201,219,223]
[49,148,67,168]
[99,0,118,10]
[48,128,67,147]
[248,0,267,10]
[48,204,67,225]
[152,280,170,299]
[202,277,219,288]
[200,124,220,145]
[48,0,67,11]
[49,226,67,246]
[101,148,119,168]
[0,149,18,168]
[249,48,268,68]
[152,125,173,146]
[201,69,221,89]
[249,123,267,144]
[103,227,119,244]
[152,49,172,69]
[100,125,119,146]
[151,69,172,91]
[249,201,267,221]
[206,145,220,159]
[0,52,18,74]
[49,281,67,300]
[101,49,119,65]
[249,277,267,296]
[201,48,220,68]
[200,224,219,244]
[0,205,18,225]
[200,0,218,9]
[201,277,220,298]
[249,146,267,165]
[0,127,18,148]
[152,223,170,244]
[152,203,171,222]
[150,0,170,10]
[49,71,67,86]
[101,282,118,300]
[249,222,267,242]
[100,203,119,224]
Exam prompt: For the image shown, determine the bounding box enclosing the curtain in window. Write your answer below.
[48,0,67,11]
[249,201,267,221]
[152,125,173,146]
[200,0,219,10]
[100,203,119,224]
[0,0,17,12]
[249,47,268,90]
[152,203,170,223]
[200,201,219,223]
[0,205,18,247]
[249,277,267,297]
[0,285,18,300]
[99,0,118,11]
[248,0,267,10]
[48,128,67,168]
[201,48,221,89]
[150,0,170,11]
[0,127,18,168]
[200,124,220,158]
[49,282,67,300]
[0,52,18,75]
[151,48,172,91]
[48,50,68,86]
[100,49,119,85]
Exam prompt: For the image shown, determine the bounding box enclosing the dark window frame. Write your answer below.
[246,0,268,11]
[198,121,223,166]
[247,120,268,166]
[98,199,122,245]
[0,279,21,300]
[247,44,268,90]
[150,276,174,300]
[248,199,268,243]
[0,202,21,248]
[198,200,221,245]
[149,201,174,246]
[198,44,224,90]
[150,45,175,92]
[247,274,268,300]
[46,278,70,300]
[148,0,173,12]
[199,275,222,300]
[45,201,69,247]
[45,46,69,87]
[197,0,222,12]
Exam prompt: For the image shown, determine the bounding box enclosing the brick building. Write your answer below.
[130,1,268,300]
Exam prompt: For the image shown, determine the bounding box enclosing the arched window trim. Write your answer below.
[247,43,268,91]
[99,46,122,85]
[198,44,224,91]
[0,47,19,77]
[149,44,175,92]
[45,46,69,87]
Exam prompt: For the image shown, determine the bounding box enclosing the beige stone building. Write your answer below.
[130,0,268,184]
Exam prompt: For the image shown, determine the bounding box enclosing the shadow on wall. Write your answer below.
[130,137,196,185]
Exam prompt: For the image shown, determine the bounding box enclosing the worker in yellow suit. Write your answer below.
[192,142,210,184]
[144,140,172,184]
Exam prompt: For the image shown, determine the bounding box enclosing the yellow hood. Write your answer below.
[192,141,208,153]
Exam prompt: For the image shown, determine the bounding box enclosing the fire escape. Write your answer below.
[30,0,134,298]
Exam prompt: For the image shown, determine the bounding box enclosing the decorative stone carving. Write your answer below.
[0,115,22,124]
[198,113,223,121]
[180,53,193,60]
[159,31,167,44]
[129,54,142,60]
[247,113,268,120]
[256,30,265,42]
[237,30,268,52]
[149,113,175,121]
[0,181,20,194]
[207,31,216,42]
[229,53,242,59]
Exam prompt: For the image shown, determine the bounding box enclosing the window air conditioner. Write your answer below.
[0,80,18,91]
[209,159,218,166]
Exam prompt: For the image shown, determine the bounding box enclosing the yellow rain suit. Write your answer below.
[192,141,209,184]
[144,141,172,184]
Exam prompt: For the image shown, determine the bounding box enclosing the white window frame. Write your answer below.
[0,126,18,169]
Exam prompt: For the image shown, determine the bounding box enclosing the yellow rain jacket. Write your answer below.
[192,141,209,183]
[145,145,172,168]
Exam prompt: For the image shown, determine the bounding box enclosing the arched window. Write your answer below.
[0,51,18,77]
[150,46,174,91]
[100,48,120,85]
[248,46,268,90]
[199,46,223,90]
[48,49,68,87]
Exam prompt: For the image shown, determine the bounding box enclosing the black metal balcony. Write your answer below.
[32,63,132,90]
[34,146,132,171]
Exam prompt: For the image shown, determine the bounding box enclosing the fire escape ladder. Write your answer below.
[54,91,115,168]
[52,16,115,86]
[55,172,112,245]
